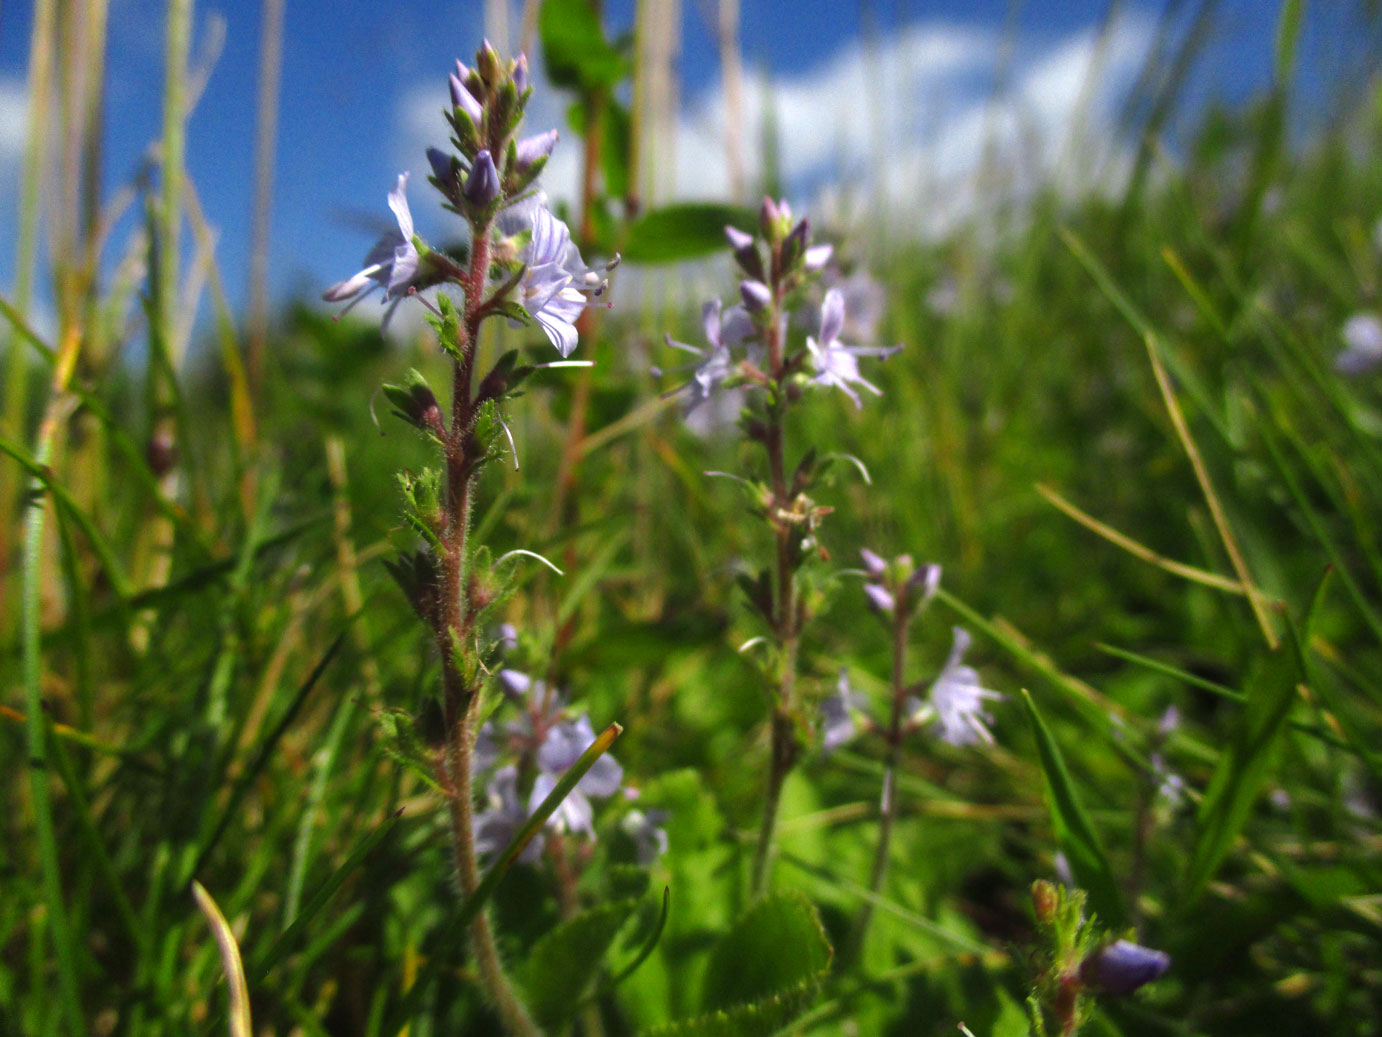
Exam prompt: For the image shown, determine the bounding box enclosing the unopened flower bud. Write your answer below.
[860,548,887,577]
[740,279,771,312]
[465,150,500,206]
[1079,940,1171,996]
[781,217,810,269]
[804,243,833,272]
[450,71,483,125]
[908,563,941,607]
[512,53,529,93]
[1031,880,1058,924]
[477,39,502,83]
[759,196,784,240]
[863,583,896,614]
[515,129,558,172]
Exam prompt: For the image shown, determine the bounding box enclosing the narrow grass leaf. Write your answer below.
[191,880,252,1037]
[1181,648,1300,906]
[1020,690,1123,926]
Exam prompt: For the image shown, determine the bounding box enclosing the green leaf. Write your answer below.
[1020,690,1123,926]
[1182,648,1300,905]
[623,204,758,264]
[643,891,831,1034]
[522,898,640,1027]
[539,0,626,92]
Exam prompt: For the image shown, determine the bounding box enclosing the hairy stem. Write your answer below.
[436,225,538,1036]
[750,281,799,895]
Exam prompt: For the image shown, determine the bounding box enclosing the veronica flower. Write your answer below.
[518,204,592,357]
[820,669,867,751]
[474,667,626,856]
[924,627,1001,746]
[662,298,752,411]
[621,809,670,865]
[806,288,901,407]
[1335,312,1382,375]
[529,715,625,839]
[474,765,545,862]
[322,173,421,325]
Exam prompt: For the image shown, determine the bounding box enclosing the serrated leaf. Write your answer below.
[522,898,640,1027]
[700,891,831,1016]
[540,0,627,92]
[623,204,758,264]
[645,976,824,1037]
[1020,690,1123,926]
[1182,648,1299,905]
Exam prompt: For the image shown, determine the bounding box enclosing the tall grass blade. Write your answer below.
[1020,690,1124,926]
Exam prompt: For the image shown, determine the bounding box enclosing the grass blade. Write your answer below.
[1181,648,1299,906]
[1020,690,1123,926]
[192,880,253,1037]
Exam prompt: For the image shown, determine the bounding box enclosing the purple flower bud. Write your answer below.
[477,39,502,81]
[450,72,484,126]
[804,244,833,271]
[1080,940,1171,996]
[781,217,810,267]
[515,129,558,171]
[759,196,784,238]
[860,548,888,577]
[465,150,500,206]
[739,279,771,312]
[864,583,896,614]
[908,563,941,606]
[725,225,754,251]
[426,147,457,198]
[513,53,529,93]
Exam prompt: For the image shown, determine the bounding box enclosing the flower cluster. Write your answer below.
[324,42,614,349]
[820,553,1000,751]
[824,627,1001,751]
[658,197,900,413]
[472,668,664,865]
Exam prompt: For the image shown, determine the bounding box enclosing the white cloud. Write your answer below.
[0,77,29,170]
[392,12,1157,245]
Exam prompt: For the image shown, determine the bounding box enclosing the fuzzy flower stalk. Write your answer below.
[661,200,899,893]
[326,43,614,1036]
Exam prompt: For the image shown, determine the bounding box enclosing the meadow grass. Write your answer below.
[3,2,1382,1034]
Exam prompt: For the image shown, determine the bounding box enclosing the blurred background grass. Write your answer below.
[4,0,1382,1033]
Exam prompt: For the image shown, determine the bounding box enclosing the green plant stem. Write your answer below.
[751,275,799,896]
[435,223,538,1037]
[845,604,909,964]
[23,325,87,1035]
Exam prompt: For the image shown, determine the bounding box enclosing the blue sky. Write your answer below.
[0,1,1375,338]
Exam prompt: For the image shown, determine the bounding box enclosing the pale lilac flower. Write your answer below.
[833,270,886,341]
[474,765,545,862]
[663,299,752,411]
[621,809,670,865]
[926,627,1001,746]
[530,715,625,838]
[513,53,529,93]
[322,173,420,324]
[518,204,590,357]
[1080,940,1171,995]
[820,669,866,751]
[1335,312,1382,375]
[806,288,901,408]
